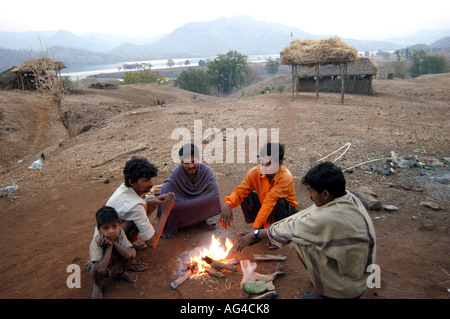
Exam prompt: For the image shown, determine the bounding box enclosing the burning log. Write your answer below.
[202,256,237,272]
[205,266,225,278]
[169,235,236,289]
[169,268,193,290]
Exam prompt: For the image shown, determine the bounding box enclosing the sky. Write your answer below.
[1,0,449,40]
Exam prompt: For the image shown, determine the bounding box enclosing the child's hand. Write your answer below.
[98,234,113,247]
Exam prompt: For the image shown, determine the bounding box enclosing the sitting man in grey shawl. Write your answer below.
[237,161,376,299]
[157,143,221,238]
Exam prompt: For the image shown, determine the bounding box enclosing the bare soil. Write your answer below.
[0,73,449,300]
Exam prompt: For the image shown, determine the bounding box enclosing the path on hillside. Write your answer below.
[0,91,49,151]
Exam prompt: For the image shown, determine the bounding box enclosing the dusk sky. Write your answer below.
[1,0,449,40]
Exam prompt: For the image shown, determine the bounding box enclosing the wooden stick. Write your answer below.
[202,256,237,272]
[205,266,225,278]
[253,254,287,261]
[389,183,425,192]
[252,291,278,299]
[91,145,149,168]
[168,269,193,290]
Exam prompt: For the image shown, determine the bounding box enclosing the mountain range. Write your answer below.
[1,15,449,72]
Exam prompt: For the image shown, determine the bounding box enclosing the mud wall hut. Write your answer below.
[296,57,379,95]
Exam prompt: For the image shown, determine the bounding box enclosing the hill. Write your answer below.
[0,74,449,299]
[2,16,450,72]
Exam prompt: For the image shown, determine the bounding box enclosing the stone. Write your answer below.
[419,201,440,210]
[349,189,381,211]
[383,205,398,212]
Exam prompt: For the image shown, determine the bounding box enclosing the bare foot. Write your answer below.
[91,284,103,299]
[117,271,138,283]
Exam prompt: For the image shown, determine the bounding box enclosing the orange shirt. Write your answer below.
[223,165,298,229]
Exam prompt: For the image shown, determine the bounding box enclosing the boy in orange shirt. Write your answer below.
[220,143,298,242]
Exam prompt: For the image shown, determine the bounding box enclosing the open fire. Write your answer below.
[169,235,236,290]
[189,235,233,276]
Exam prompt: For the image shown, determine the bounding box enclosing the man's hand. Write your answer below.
[219,203,233,230]
[237,230,260,252]
[160,192,176,215]
[237,228,268,252]
[146,193,172,206]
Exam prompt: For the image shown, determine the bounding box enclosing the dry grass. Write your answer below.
[280,37,359,66]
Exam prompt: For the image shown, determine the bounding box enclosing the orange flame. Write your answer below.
[189,235,233,276]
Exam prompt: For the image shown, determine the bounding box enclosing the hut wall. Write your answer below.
[297,77,374,95]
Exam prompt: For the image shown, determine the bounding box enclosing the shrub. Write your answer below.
[121,70,169,85]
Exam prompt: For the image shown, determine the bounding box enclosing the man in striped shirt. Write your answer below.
[237,161,376,299]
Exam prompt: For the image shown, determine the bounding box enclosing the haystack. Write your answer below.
[280,37,359,103]
[281,37,358,66]
[11,57,66,91]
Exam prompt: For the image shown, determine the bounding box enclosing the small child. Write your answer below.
[87,206,138,299]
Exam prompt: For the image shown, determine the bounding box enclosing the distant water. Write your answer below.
[60,54,280,80]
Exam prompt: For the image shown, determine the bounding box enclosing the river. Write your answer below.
[60,54,280,80]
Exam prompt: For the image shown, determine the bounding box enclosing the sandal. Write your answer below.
[204,218,216,229]
[303,290,318,299]
[132,240,147,251]
[128,258,148,272]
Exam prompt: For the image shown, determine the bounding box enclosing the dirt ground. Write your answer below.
[0,73,449,300]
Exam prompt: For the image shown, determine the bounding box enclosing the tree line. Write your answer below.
[386,49,448,79]
[119,50,280,94]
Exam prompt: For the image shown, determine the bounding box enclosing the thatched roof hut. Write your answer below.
[11,57,66,91]
[11,57,66,74]
[281,37,359,66]
[280,37,360,103]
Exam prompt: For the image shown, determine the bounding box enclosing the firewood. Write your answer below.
[168,269,193,290]
[205,266,225,278]
[202,256,237,272]
[252,291,278,299]
[253,254,287,261]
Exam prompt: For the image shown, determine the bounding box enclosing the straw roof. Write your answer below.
[11,57,66,73]
[297,57,379,77]
[280,37,359,66]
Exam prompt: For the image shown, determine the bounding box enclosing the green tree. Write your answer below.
[385,60,409,79]
[421,55,448,75]
[409,50,448,78]
[206,50,251,94]
[264,58,280,75]
[167,59,175,68]
[174,68,210,95]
